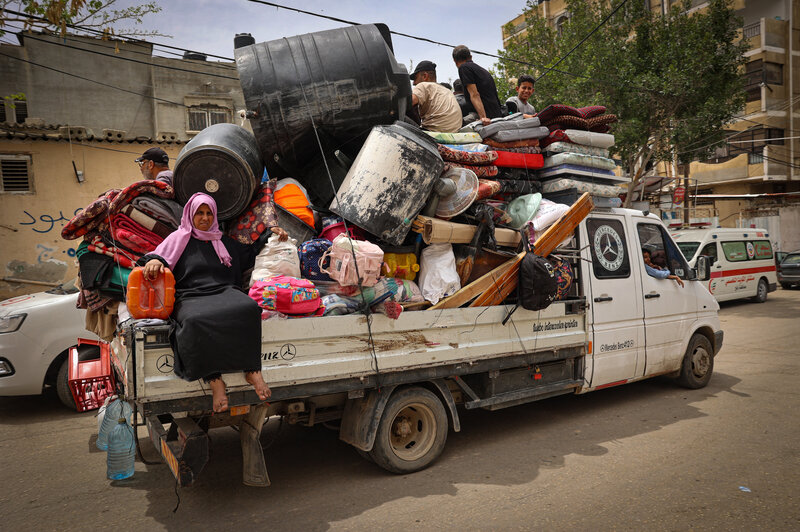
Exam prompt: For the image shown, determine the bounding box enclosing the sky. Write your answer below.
[109,0,526,85]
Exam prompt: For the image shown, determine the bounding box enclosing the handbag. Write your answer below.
[320,234,384,287]
[298,238,332,281]
[252,276,324,316]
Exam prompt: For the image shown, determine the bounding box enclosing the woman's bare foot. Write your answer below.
[245,371,271,401]
[208,378,228,413]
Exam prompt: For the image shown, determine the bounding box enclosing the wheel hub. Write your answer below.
[692,347,710,377]
[393,416,413,439]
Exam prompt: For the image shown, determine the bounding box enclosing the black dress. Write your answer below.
[142,236,261,381]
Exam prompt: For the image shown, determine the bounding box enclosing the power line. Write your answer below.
[0,7,235,61]
[17,32,238,80]
[536,0,630,82]
[0,50,188,107]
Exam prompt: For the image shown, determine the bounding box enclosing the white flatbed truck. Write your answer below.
[111,208,723,486]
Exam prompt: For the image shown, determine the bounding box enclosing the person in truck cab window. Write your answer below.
[643,248,684,287]
[139,193,288,412]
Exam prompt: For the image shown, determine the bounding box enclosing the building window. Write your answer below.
[0,102,5,122]
[0,155,32,193]
[1,97,27,124]
[748,152,763,164]
[744,60,783,102]
[729,127,783,158]
[187,105,230,132]
[13,99,27,124]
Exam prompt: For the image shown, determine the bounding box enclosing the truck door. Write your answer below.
[635,219,696,375]
[583,214,645,387]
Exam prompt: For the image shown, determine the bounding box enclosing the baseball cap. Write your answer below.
[410,60,437,79]
[135,147,169,164]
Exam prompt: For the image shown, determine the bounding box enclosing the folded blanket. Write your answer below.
[437,144,498,165]
[489,126,550,143]
[536,104,581,124]
[87,234,139,268]
[576,105,607,119]
[61,189,120,240]
[541,178,623,198]
[587,114,617,129]
[108,179,174,215]
[474,117,542,139]
[442,143,489,152]
[121,205,174,239]
[476,179,502,200]
[130,196,182,228]
[484,138,539,149]
[544,141,609,158]
[425,131,483,144]
[111,214,164,255]
[546,115,589,131]
[542,152,617,171]
[443,162,499,178]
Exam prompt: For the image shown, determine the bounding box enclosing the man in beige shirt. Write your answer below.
[410,60,462,133]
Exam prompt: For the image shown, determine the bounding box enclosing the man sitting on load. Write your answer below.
[410,60,463,133]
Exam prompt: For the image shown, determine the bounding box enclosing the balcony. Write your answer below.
[741,18,787,51]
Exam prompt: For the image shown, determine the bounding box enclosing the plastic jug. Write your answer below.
[384,253,420,281]
[126,267,175,320]
[106,416,135,480]
[97,396,131,451]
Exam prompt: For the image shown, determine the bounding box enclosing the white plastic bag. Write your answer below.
[249,234,300,286]
[531,198,569,232]
[418,244,461,305]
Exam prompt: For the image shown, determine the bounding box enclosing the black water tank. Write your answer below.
[183,51,207,61]
[173,124,263,221]
[234,33,255,49]
[234,23,412,181]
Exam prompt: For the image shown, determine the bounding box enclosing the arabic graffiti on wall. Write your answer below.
[19,208,82,234]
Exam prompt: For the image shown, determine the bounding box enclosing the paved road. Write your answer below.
[2,290,799,531]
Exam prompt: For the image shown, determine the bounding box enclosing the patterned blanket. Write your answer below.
[437,144,498,165]
[443,162,499,178]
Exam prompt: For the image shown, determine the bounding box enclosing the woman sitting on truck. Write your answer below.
[140,192,288,412]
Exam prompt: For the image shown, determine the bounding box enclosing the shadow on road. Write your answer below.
[718,288,800,319]
[108,371,742,531]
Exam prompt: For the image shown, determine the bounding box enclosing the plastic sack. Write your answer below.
[250,234,300,286]
[507,193,543,230]
[418,244,461,305]
[531,198,569,232]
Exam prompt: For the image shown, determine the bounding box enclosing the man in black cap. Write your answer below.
[410,60,462,133]
[135,147,173,186]
[452,45,502,124]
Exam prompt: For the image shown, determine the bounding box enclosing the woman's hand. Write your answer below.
[271,226,289,242]
[143,259,164,280]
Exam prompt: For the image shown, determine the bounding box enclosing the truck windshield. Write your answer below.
[677,241,700,260]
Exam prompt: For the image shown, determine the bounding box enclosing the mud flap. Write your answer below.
[240,403,271,487]
[146,414,208,487]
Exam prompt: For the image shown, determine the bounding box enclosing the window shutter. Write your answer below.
[0,156,32,192]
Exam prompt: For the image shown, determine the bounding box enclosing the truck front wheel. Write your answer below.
[677,334,714,389]
[369,387,448,474]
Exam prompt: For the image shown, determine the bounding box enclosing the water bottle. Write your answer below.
[106,417,135,480]
[97,397,131,451]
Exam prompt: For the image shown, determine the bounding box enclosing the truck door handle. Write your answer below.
[593,296,613,302]
[645,293,661,299]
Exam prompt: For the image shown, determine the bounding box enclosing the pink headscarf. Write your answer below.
[153,192,232,269]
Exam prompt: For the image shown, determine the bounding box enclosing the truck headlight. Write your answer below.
[0,314,26,334]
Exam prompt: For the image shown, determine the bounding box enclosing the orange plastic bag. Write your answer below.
[126,267,175,319]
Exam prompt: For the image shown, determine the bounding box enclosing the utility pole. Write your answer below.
[683,164,690,228]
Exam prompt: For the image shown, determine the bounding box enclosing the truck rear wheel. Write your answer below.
[369,387,448,474]
[677,334,714,389]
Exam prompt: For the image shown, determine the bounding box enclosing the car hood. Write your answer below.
[0,290,78,317]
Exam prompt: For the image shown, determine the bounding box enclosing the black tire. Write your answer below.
[56,344,102,410]
[752,278,768,303]
[677,334,714,389]
[780,282,792,290]
[368,387,448,474]
[355,448,374,463]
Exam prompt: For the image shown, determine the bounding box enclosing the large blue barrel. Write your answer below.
[234,24,412,188]
[173,123,263,221]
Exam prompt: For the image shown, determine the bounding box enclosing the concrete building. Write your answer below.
[502,0,800,252]
[0,32,246,299]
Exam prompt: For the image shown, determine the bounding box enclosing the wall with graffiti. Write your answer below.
[0,139,181,300]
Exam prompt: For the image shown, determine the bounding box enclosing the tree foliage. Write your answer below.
[498,0,748,205]
[0,0,164,38]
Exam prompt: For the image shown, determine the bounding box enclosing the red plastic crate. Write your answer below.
[68,338,116,412]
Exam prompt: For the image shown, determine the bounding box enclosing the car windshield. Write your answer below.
[783,254,800,265]
[45,277,79,295]
[677,241,700,260]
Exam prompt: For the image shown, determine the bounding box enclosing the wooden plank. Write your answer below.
[469,193,593,307]
[428,253,523,309]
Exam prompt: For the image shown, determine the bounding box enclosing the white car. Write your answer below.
[0,279,99,409]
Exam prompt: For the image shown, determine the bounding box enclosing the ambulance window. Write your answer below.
[752,240,773,260]
[700,243,717,265]
[587,218,630,279]
[721,241,748,262]
[637,222,689,277]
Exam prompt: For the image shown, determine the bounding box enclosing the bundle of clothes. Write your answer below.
[62,180,182,340]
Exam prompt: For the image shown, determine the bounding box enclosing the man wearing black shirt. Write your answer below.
[452,45,503,125]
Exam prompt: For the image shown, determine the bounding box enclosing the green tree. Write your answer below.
[498,0,748,206]
[0,0,164,38]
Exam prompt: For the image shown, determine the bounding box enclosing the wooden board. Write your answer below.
[428,253,523,310]
[468,192,593,307]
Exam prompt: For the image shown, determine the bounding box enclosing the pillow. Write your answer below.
[576,105,607,119]
[536,104,581,124]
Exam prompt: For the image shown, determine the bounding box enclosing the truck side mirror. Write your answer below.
[696,255,711,281]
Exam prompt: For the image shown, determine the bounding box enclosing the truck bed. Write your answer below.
[114,300,587,412]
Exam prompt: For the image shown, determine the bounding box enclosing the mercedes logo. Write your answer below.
[600,233,619,260]
[156,354,174,373]
[280,343,296,360]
